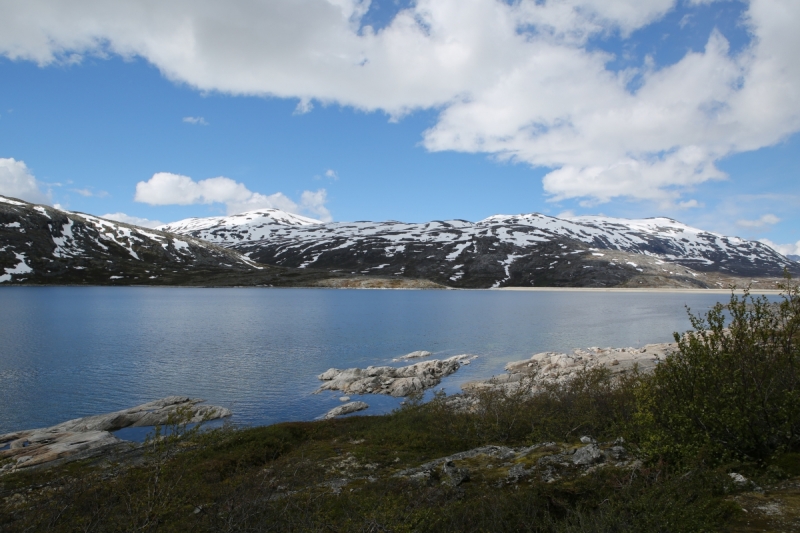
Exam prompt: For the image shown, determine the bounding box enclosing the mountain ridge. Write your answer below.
[160,207,799,289]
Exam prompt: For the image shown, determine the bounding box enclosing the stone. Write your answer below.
[441,460,470,486]
[317,355,477,397]
[463,341,677,394]
[572,444,604,466]
[0,397,231,474]
[729,472,749,486]
[606,446,627,461]
[338,396,351,402]
[322,401,369,419]
[393,350,432,361]
[579,436,594,444]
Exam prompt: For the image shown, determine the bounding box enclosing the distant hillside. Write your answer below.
[161,209,799,289]
[0,196,358,287]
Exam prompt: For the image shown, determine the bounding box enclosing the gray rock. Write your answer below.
[0,397,231,473]
[572,444,604,466]
[506,463,532,483]
[317,355,476,397]
[441,461,470,486]
[393,350,432,361]
[606,446,627,461]
[322,401,369,419]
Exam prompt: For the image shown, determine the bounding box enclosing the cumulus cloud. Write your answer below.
[324,169,339,180]
[134,172,332,221]
[1,0,799,205]
[100,212,164,228]
[759,239,800,259]
[737,214,780,228]
[0,157,51,204]
[182,116,208,125]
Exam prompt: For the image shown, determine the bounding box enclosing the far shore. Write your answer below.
[495,286,785,294]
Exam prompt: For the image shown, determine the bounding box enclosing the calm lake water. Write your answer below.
[0,287,763,434]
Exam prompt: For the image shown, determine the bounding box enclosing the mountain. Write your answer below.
[160,209,799,289]
[0,196,364,287]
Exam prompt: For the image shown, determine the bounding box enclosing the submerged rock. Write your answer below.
[316,354,477,397]
[393,350,432,362]
[0,396,231,474]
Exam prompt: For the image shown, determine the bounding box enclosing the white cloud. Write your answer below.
[182,116,208,125]
[759,239,800,258]
[134,171,332,220]
[300,189,332,222]
[0,157,51,204]
[1,1,799,205]
[737,214,780,228]
[324,169,339,180]
[100,212,164,228]
[71,187,109,197]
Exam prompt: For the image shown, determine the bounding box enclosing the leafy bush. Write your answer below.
[635,277,800,464]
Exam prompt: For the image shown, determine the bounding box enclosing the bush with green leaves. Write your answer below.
[635,276,800,464]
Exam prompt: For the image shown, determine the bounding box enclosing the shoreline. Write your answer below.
[495,286,785,294]
[0,283,786,294]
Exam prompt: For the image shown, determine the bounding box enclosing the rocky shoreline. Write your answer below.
[2,342,677,474]
[462,342,676,393]
[0,397,230,475]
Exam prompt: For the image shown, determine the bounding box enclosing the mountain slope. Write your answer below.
[0,196,380,287]
[160,210,799,289]
[0,196,270,285]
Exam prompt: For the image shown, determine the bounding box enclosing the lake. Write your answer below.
[0,287,762,435]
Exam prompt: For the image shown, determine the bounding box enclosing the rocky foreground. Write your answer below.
[0,397,230,474]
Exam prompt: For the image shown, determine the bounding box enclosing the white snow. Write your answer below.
[0,196,26,206]
[159,208,787,277]
[0,252,33,282]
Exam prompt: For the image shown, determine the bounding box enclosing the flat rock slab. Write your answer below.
[317,354,477,397]
[322,401,369,419]
[392,350,432,362]
[0,396,231,474]
[463,343,676,393]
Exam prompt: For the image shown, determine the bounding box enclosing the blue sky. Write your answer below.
[0,0,798,255]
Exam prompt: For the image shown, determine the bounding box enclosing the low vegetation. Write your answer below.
[2,279,799,532]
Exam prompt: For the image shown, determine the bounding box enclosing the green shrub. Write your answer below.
[635,277,800,464]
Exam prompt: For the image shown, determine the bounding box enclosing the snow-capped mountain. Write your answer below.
[161,209,799,288]
[0,195,267,285]
[158,209,322,239]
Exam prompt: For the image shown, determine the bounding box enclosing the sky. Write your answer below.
[0,0,798,255]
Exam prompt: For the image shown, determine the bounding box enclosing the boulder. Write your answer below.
[572,444,604,466]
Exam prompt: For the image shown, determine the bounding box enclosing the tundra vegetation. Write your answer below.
[2,279,799,532]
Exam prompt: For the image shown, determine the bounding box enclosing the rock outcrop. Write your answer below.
[317,355,477,397]
[321,401,369,419]
[463,343,676,393]
[0,397,231,474]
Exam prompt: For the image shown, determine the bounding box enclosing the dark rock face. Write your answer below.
[161,210,799,288]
